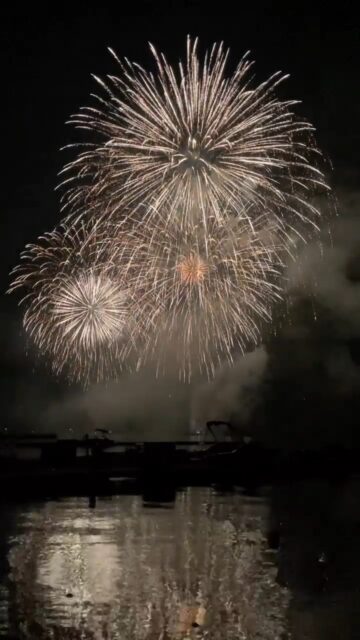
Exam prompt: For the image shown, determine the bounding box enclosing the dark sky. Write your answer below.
[1,2,359,438]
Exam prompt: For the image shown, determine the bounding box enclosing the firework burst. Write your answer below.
[122,207,283,379]
[61,37,328,241]
[9,223,141,385]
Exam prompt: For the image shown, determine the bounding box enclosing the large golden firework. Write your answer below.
[61,37,328,241]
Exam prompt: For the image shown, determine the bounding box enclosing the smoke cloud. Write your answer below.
[41,368,192,440]
[193,186,360,447]
[192,347,268,436]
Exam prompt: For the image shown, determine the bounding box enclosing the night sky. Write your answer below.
[1,2,359,441]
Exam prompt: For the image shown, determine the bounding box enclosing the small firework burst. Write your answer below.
[9,223,141,385]
[52,270,128,350]
[177,254,209,285]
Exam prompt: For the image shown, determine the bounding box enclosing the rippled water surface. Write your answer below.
[1,481,360,639]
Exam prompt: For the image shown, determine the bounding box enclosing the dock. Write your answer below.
[0,434,358,500]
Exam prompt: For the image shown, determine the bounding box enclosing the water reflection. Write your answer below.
[272,479,360,640]
[5,489,288,639]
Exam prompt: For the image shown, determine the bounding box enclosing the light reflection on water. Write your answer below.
[0,488,289,639]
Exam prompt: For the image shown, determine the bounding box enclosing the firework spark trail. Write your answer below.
[60,37,328,244]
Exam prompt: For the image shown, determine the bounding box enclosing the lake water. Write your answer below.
[1,480,360,639]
